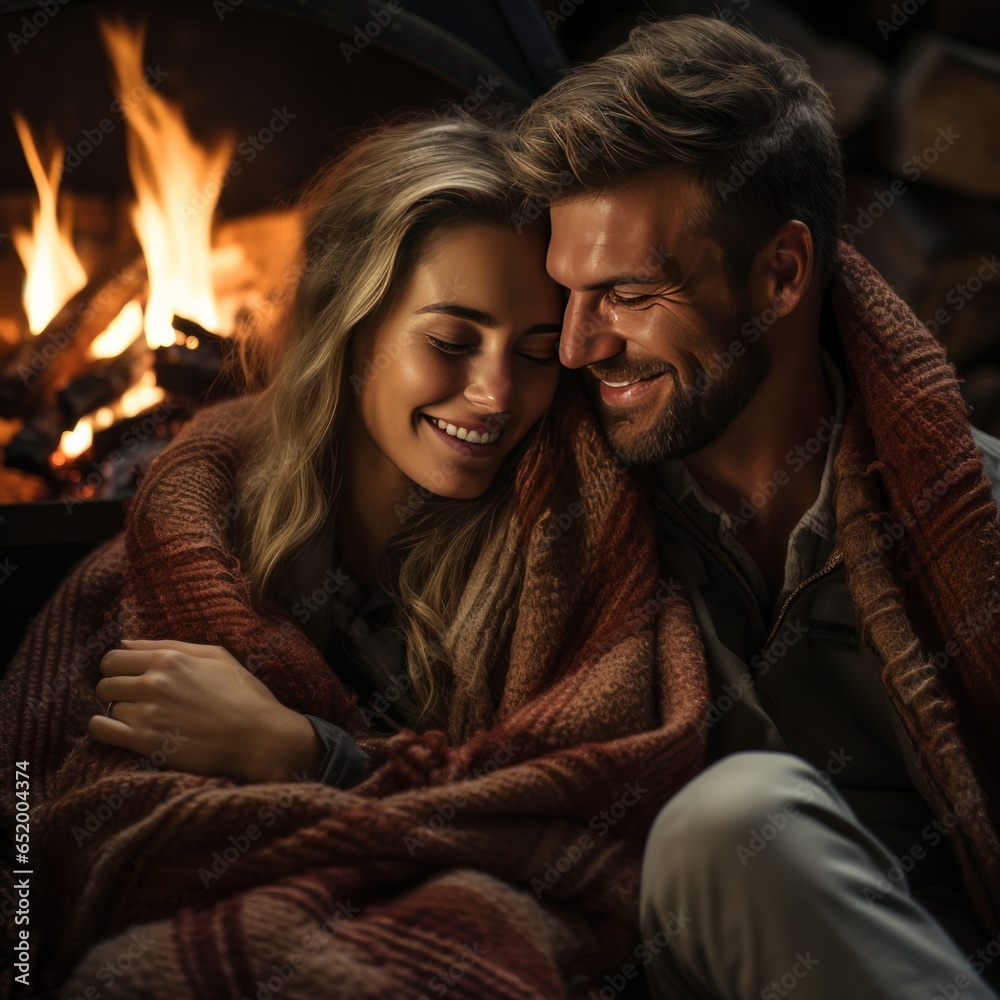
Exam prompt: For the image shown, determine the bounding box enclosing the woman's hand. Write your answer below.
[88,638,323,783]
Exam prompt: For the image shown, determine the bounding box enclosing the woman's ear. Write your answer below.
[747,220,814,320]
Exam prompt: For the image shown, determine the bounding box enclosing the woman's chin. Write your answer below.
[414,476,492,501]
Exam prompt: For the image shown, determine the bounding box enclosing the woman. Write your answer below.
[1,111,708,1000]
[86,110,565,789]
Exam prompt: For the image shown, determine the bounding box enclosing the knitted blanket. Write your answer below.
[825,243,1000,933]
[4,240,1000,998]
[0,383,711,997]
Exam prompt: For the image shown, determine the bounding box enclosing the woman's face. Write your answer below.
[352,223,564,500]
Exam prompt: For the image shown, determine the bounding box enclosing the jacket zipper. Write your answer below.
[650,481,843,652]
[762,548,844,649]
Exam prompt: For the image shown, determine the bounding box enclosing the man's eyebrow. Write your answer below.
[584,264,680,290]
[580,275,663,291]
[415,305,560,336]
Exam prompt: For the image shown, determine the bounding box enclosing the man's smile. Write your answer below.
[596,370,671,407]
[588,356,675,408]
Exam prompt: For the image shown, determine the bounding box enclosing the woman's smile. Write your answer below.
[420,412,504,457]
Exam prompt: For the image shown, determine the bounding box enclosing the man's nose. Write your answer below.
[559,292,626,369]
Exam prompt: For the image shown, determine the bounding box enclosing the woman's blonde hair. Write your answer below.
[229,110,551,732]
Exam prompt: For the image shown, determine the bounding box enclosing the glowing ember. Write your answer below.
[117,369,165,418]
[10,112,88,334]
[87,300,145,360]
[54,369,165,464]
[93,407,115,430]
[58,419,93,461]
[101,20,235,349]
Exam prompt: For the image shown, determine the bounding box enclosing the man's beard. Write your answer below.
[586,316,769,466]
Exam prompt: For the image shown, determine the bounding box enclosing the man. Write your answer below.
[510,14,1000,1000]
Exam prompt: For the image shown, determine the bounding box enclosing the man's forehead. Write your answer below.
[548,168,703,278]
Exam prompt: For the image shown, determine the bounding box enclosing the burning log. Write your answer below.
[63,399,189,503]
[55,336,150,428]
[152,315,243,403]
[0,252,147,420]
[4,403,63,477]
[0,317,25,370]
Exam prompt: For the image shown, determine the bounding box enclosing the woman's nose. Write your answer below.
[464,354,514,414]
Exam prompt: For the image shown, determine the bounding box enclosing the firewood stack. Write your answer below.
[0,252,147,420]
[859,33,1000,437]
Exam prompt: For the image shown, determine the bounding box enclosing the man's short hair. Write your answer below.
[509,14,846,288]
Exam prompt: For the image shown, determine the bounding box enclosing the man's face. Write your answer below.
[547,167,769,465]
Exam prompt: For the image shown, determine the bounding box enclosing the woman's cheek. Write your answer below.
[398,349,457,406]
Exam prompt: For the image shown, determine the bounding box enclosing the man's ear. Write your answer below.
[747,220,814,320]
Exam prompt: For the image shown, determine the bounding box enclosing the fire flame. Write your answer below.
[56,418,93,462]
[118,369,165,416]
[10,112,88,334]
[102,20,235,348]
[87,300,144,360]
[8,17,283,480]
[51,20,229,467]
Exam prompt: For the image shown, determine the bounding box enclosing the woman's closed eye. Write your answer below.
[425,334,472,355]
[425,334,559,365]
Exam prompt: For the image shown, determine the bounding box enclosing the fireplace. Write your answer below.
[0,0,560,667]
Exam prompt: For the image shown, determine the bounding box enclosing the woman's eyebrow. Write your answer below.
[415,303,494,325]
[415,305,561,336]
